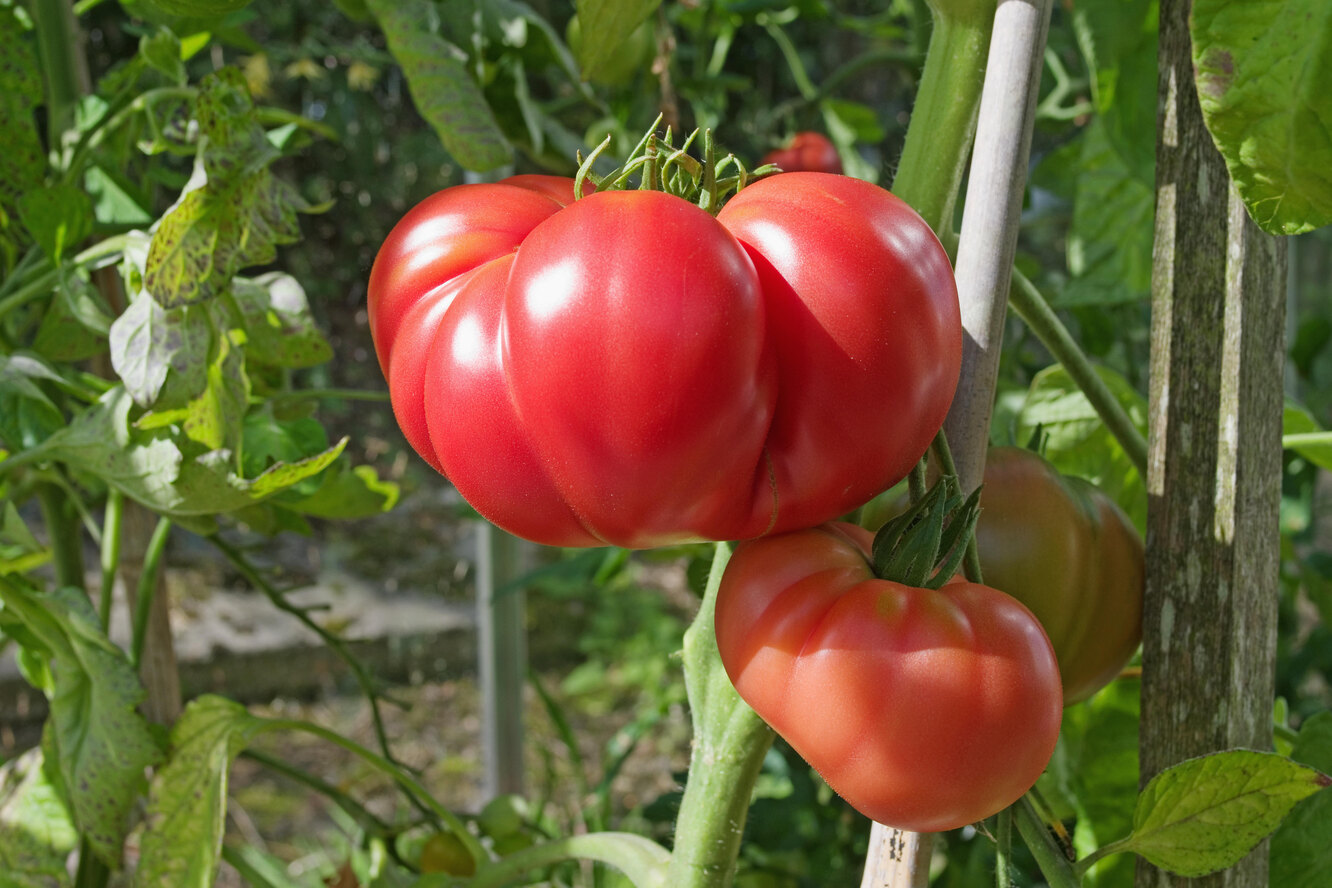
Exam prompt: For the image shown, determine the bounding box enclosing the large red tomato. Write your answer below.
[714,523,1063,831]
[760,132,844,174]
[368,173,959,548]
[975,447,1144,704]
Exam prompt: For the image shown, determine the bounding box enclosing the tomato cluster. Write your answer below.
[369,172,960,548]
[760,132,844,174]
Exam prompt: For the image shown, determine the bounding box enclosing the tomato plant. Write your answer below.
[974,446,1144,704]
[760,132,844,175]
[714,521,1063,832]
[567,14,655,85]
[368,170,960,548]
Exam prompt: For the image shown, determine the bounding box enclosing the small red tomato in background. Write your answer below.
[760,132,843,174]
[714,522,1063,832]
[368,173,959,548]
[975,447,1144,704]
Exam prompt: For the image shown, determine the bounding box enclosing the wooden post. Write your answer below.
[863,1,1052,884]
[1137,1,1287,886]
[476,522,527,798]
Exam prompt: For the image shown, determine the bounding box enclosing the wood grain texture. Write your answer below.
[1137,1,1287,885]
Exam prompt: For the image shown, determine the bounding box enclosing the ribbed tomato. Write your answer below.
[714,522,1063,831]
[368,173,959,547]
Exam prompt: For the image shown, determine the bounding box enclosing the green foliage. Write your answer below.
[573,0,661,84]
[363,0,512,171]
[0,748,79,888]
[1192,0,1332,235]
[134,696,269,888]
[1272,713,1332,885]
[0,581,162,867]
[1127,750,1328,877]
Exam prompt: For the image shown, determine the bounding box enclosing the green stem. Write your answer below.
[1008,269,1149,475]
[908,458,927,503]
[72,843,110,888]
[471,833,671,888]
[891,8,993,235]
[265,717,488,867]
[37,483,85,591]
[1014,795,1080,888]
[1072,835,1135,879]
[241,748,395,838]
[666,543,775,888]
[762,19,819,101]
[929,429,984,584]
[130,516,171,670]
[995,806,1013,888]
[31,0,84,153]
[209,535,403,775]
[98,491,123,633]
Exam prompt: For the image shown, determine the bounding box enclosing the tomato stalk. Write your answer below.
[667,542,775,887]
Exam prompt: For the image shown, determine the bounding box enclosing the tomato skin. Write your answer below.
[760,132,844,175]
[369,174,959,548]
[714,523,1063,832]
[974,447,1144,704]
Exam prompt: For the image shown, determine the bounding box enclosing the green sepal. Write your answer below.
[871,476,981,589]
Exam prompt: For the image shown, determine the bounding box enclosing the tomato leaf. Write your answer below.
[1127,750,1330,878]
[0,6,44,263]
[135,696,270,888]
[225,273,333,368]
[365,0,513,172]
[109,292,211,408]
[0,502,49,576]
[0,748,79,888]
[1059,119,1154,307]
[145,68,320,307]
[140,0,252,19]
[1064,681,1140,888]
[33,272,113,363]
[0,354,67,452]
[1070,0,1157,187]
[17,185,93,264]
[1271,713,1332,886]
[177,327,250,455]
[1191,0,1332,236]
[573,0,660,86]
[279,460,400,519]
[1282,401,1332,472]
[0,581,163,867]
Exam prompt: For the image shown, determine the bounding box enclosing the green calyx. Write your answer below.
[574,116,779,215]
[870,475,981,589]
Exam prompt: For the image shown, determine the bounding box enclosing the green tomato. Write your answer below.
[566,15,655,85]
[476,794,527,839]
[419,831,476,876]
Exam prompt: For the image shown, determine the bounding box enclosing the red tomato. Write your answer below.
[760,132,843,174]
[974,447,1144,704]
[368,173,959,548]
[714,523,1063,831]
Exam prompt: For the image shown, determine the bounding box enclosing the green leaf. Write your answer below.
[0,355,67,452]
[1016,363,1148,532]
[1059,118,1154,306]
[281,460,399,519]
[145,68,316,307]
[141,0,253,17]
[1191,0,1332,236]
[1071,0,1157,186]
[0,6,44,254]
[1068,681,1140,888]
[133,696,269,888]
[0,748,79,888]
[84,164,153,227]
[32,273,112,363]
[0,502,49,576]
[366,0,513,171]
[17,186,93,264]
[1129,750,1330,878]
[226,274,333,368]
[180,327,250,454]
[240,411,328,481]
[0,582,162,866]
[1282,401,1332,471]
[1272,712,1332,886]
[139,29,187,86]
[108,292,211,408]
[573,0,660,85]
